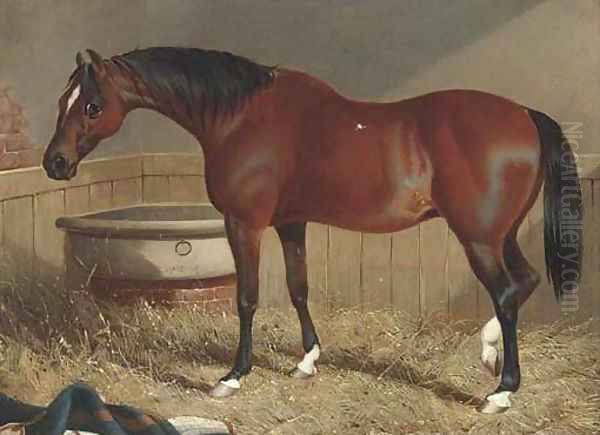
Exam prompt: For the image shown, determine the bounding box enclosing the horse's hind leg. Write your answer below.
[463,238,536,414]
[480,228,540,378]
[276,223,321,378]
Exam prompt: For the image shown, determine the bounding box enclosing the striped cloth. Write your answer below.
[0,383,229,435]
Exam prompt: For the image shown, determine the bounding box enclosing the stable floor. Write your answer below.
[0,304,598,434]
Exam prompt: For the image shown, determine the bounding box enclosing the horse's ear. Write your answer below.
[76,51,86,67]
[86,49,106,77]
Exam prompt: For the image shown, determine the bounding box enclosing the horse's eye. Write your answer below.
[85,102,102,119]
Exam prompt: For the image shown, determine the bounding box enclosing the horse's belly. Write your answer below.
[301,188,435,234]
[377,193,436,231]
[311,143,435,232]
[281,151,435,232]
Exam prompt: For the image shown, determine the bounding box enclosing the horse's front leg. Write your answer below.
[210,216,263,398]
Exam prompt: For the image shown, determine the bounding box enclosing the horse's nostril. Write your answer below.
[53,155,67,172]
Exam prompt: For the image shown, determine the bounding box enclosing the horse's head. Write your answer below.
[43,49,126,180]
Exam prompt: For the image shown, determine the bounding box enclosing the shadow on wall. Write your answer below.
[3,0,596,159]
[139,0,546,153]
[141,0,545,98]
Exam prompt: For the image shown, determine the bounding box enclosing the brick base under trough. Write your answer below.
[90,274,236,314]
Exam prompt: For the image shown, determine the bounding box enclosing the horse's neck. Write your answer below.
[117,82,207,148]
[122,91,199,137]
[112,62,252,155]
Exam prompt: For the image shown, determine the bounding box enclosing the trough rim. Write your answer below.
[56,202,226,239]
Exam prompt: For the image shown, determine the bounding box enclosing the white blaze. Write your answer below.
[66,85,81,114]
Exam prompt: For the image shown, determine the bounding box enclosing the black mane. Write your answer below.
[112,47,276,122]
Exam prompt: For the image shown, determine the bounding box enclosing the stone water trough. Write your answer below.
[53,205,236,432]
[57,203,236,308]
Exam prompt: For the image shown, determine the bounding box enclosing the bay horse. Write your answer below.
[43,48,582,414]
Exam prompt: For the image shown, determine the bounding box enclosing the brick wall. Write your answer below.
[0,85,43,171]
[90,275,236,314]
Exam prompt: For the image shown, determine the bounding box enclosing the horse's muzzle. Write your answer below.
[44,153,75,180]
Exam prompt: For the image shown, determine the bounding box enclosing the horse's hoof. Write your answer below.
[209,380,240,398]
[477,391,511,414]
[477,399,510,414]
[481,350,503,378]
[289,366,315,379]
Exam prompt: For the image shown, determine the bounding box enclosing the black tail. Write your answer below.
[527,109,583,302]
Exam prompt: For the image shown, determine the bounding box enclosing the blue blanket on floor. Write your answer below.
[0,383,179,435]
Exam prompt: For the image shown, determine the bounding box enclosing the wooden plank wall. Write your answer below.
[142,154,208,203]
[141,154,600,323]
[1,153,594,324]
[0,153,207,301]
[290,189,595,324]
[0,156,143,294]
